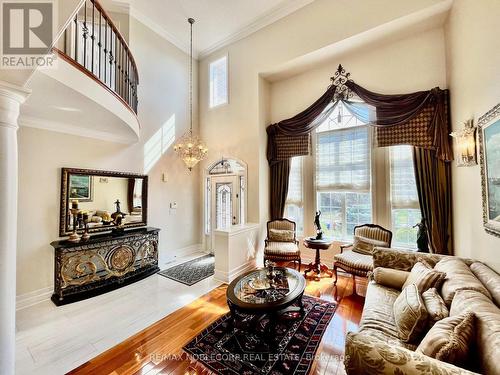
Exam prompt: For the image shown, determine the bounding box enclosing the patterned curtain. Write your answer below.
[413,147,453,255]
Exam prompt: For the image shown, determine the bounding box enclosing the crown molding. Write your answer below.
[198,0,315,59]
[19,115,135,144]
[129,7,195,58]
[127,0,314,60]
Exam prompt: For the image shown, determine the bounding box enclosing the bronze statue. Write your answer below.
[413,218,429,252]
[111,199,127,221]
[314,211,323,240]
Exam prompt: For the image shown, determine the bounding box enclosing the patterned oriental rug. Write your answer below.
[183,295,337,375]
[158,254,215,286]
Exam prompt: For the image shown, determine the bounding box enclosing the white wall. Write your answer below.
[446,0,500,271]
[16,17,201,296]
[198,0,444,226]
[269,27,447,262]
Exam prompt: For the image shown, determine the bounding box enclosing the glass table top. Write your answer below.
[232,267,302,305]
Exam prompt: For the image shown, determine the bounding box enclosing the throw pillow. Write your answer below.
[416,312,475,367]
[422,287,449,325]
[402,261,446,293]
[373,267,410,290]
[393,284,429,343]
[434,258,492,306]
[268,228,295,242]
[352,235,389,255]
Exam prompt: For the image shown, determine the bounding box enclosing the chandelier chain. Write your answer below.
[173,18,208,171]
[189,18,193,134]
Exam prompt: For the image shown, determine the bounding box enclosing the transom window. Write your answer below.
[209,56,228,108]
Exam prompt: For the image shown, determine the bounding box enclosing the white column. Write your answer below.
[0,81,30,375]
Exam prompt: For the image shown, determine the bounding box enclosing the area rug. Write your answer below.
[158,254,214,286]
[183,294,337,375]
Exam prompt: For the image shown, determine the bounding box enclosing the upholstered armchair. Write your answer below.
[333,224,392,294]
[264,219,301,270]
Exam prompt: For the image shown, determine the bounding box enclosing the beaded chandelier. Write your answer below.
[174,18,208,171]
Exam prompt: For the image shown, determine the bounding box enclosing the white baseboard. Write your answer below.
[214,259,256,284]
[16,286,53,311]
[159,243,205,267]
[16,243,205,311]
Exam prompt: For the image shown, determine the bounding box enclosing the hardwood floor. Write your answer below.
[69,267,365,375]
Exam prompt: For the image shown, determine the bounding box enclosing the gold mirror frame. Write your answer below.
[59,168,148,237]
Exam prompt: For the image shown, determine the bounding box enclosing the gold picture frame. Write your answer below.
[478,103,500,237]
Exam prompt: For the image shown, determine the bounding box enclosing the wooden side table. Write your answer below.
[303,237,334,280]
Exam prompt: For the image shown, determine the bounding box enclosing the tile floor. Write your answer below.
[15,252,220,375]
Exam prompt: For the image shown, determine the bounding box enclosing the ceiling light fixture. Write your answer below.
[174,18,208,171]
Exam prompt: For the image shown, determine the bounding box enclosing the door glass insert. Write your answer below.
[216,183,232,230]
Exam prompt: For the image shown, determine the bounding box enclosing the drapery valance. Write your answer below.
[346,81,452,161]
[267,81,452,164]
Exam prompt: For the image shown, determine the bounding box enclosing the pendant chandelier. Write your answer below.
[174,18,208,171]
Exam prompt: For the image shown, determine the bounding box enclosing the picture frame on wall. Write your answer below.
[68,174,93,202]
[478,103,500,237]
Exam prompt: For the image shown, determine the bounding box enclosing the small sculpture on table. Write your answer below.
[314,211,323,240]
[68,199,81,243]
[414,218,429,253]
[111,199,127,221]
[112,213,125,236]
[81,212,90,241]
[265,260,277,280]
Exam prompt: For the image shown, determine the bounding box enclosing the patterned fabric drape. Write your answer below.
[267,85,336,219]
[375,104,434,149]
[346,82,452,161]
[266,85,336,164]
[269,160,291,221]
[412,147,453,255]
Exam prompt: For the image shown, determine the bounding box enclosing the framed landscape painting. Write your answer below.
[478,103,500,237]
[68,174,93,202]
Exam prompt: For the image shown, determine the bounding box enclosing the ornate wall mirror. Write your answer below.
[60,168,148,236]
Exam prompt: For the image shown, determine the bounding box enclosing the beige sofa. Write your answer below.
[344,248,500,375]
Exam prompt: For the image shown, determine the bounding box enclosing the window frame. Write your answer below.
[284,156,305,235]
[208,54,229,109]
[312,116,374,243]
[388,145,421,250]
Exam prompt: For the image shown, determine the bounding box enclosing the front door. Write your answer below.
[208,175,240,251]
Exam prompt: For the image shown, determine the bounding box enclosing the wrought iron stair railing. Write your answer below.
[56,0,139,114]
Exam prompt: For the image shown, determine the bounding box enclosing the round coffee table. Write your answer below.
[226,267,306,344]
[303,237,334,280]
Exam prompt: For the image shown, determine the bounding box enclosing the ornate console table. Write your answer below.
[51,227,160,306]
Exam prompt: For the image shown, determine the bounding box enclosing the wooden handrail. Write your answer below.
[53,48,139,120]
[59,0,139,113]
[91,0,138,84]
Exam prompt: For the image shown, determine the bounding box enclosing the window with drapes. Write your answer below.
[284,156,304,234]
[390,145,420,248]
[283,101,422,246]
[315,102,372,241]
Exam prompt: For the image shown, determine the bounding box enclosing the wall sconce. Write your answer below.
[450,119,477,167]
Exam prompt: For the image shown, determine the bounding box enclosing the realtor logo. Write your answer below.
[1,0,56,68]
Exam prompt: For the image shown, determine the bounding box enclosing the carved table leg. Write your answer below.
[304,249,333,280]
